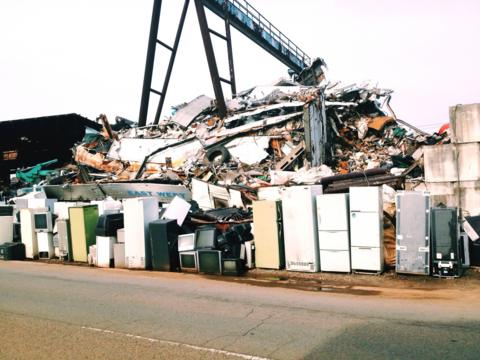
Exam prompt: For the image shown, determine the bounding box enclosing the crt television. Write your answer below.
[222,258,245,276]
[34,212,53,232]
[179,251,198,272]
[195,227,218,249]
[178,233,196,252]
[198,250,222,275]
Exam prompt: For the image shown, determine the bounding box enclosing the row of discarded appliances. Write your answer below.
[0,185,473,278]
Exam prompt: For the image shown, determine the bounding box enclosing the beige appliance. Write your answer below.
[252,200,284,269]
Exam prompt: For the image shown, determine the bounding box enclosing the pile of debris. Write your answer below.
[9,79,450,205]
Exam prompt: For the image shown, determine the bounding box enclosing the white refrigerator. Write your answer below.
[349,187,384,273]
[123,197,159,269]
[20,208,41,259]
[316,194,350,273]
[280,185,323,272]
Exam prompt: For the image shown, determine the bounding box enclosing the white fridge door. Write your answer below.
[281,186,321,272]
[318,230,349,251]
[316,194,349,231]
[320,250,350,272]
[349,187,382,213]
[350,211,382,247]
[351,246,382,271]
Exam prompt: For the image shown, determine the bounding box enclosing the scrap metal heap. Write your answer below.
[13,78,449,202]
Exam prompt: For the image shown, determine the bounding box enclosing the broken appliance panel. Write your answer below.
[57,219,71,260]
[349,187,384,273]
[395,191,431,275]
[316,194,350,273]
[431,207,463,277]
[252,200,284,270]
[280,185,322,272]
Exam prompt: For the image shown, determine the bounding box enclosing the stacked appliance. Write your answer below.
[280,185,322,272]
[123,197,159,269]
[395,191,431,275]
[431,207,463,277]
[69,205,99,262]
[149,219,181,271]
[54,202,80,260]
[349,186,384,273]
[316,194,351,273]
[196,226,222,275]
[34,210,55,259]
[96,213,124,268]
[0,206,14,245]
[252,200,284,270]
[178,233,197,272]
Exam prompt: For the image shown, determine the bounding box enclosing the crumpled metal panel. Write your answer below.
[171,95,212,128]
[303,95,327,167]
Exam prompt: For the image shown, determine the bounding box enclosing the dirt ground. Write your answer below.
[34,258,480,301]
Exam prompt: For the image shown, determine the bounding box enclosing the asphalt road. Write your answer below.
[1,261,480,360]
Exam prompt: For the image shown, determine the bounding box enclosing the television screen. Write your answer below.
[34,213,48,230]
[180,252,197,270]
[178,234,195,252]
[223,259,238,272]
[195,228,218,249]
[198,250,221,274]
[222,258,245,276]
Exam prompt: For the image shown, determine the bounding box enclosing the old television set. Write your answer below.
[195,227,218,249]
[179,251,198,272]
[222,258,245,276]
[178,233,196,252]
[96,213,124,237]
[34,212,53,233]
[198,250,222,275]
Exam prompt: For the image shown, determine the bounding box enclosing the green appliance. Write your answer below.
[69,205,99,262]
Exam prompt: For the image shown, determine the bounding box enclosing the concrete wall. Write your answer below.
[423,143,480,182]
[450,103,480,143]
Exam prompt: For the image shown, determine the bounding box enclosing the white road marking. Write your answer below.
[81,326,271,360]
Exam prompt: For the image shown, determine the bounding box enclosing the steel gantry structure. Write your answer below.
[138,0,313,127]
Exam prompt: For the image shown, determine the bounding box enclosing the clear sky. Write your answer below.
[1,0,479,132]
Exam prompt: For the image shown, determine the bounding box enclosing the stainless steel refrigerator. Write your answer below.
[280,185,323,272]
[395,191,430,275]
[349,186,384,273]
[316,193,350,273]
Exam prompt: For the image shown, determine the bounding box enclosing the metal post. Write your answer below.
[138,0,162,127]
[224,11,237,97]
[153,0,191,124]
[194,0,227,118]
